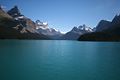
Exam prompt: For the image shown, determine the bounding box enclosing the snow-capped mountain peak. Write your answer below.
[78,24,93,32]
[36,20,62,39]
[61,24,93,40]
[35,20,48,29]
[71,24,93,33]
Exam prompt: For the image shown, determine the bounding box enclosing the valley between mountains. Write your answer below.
[0,5,120,41]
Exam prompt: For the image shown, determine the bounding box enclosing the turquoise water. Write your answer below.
[0,40,120,80]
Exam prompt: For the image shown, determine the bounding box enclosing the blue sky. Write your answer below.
[1,0,120,32]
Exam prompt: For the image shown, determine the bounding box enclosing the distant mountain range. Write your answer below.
[0,5,120,41]
[0,6,49,39]
[78,14,120,41]
[0,5,94,40]
[61,24,93,40]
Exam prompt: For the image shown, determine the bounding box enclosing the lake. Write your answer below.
[0,40,120,80]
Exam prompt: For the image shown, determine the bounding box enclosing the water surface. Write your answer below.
[0,40,120,80]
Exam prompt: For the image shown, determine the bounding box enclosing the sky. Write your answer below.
[0,0,120,33]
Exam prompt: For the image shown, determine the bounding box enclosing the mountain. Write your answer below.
[0,6,12,19]
[8,6,37,32]
[112,14,120,25]
[36,20,63,39]
[78,14,120,41]
[0,5,49,39]
[61,24,93,40]
[7,5,22,18]
[95,20,111,32]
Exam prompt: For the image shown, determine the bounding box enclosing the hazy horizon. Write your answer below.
[1,0,120,33]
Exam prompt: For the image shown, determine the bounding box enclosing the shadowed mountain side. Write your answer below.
[61,25,93,40]
[78,15,120,41]
[78,28,120,41]
[0,6,50,40]
[60,32,80,40]
[0,19,49,39]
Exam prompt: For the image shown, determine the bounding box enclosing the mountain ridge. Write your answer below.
[78,14,120,41]
[0,5,50,39]
[61,24,93,40]
[0,5,120,41]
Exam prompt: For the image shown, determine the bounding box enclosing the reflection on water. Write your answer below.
[0,40,120,80]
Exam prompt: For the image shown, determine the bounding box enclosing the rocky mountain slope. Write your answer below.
[0,6,49,39]
[78,14,120,41]
[61,24,93,40]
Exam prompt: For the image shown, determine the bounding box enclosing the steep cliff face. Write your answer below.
[0,5,49,39]
[7,6,37,33]
[26,18,36,29]
[7,6,22,18]
[36,20,63,39]
[95,20,111,32]
[78,15,120,41]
